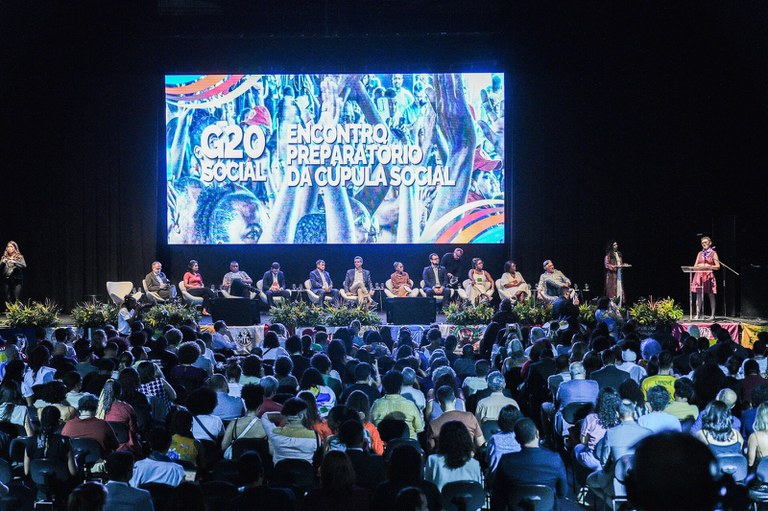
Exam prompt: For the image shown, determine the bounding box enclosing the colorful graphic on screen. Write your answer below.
[165,73,505,244]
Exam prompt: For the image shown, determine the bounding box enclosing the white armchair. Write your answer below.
[384,279,419,298]
[178,281,203,307]
[106,281,137,306]
[256,279,287,306]
[305,279,335,304]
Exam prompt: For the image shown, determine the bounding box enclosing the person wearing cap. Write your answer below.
[261,261,290,307]
[537,260,573,304]
[615,347,647,384]
[467,147,502,204]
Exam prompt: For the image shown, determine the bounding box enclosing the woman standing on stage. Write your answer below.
[604,240,626,306]
[691,236,720,320]
[0,241,26,308]
[183,260,217,315]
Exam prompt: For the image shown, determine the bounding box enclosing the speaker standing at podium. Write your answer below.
[604,240,627,306]
[691,236,720,320]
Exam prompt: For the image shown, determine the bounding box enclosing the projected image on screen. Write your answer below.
[165,73,505,244]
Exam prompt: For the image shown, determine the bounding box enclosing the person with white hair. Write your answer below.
[536,260,572,304]
[476,371,519,424]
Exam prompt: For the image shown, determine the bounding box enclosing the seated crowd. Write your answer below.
[0,300,765,511]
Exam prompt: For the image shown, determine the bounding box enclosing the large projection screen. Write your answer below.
[165,73,505,245]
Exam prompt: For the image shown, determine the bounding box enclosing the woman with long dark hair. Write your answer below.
[573,387,621,470]
[695,400,743,455]
[604,239,628,306]
[0,360,34,434]
[423,421,482,491]
[96,380,140,453]
[182,259,217,315]
[0,241,26,307]
[301,450,370,511]
[371,444,442,511]
[24,406,77,477]
[23,345,56,404]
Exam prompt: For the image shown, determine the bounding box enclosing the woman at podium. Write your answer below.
[604,240,627,305]
[691,236,720,320]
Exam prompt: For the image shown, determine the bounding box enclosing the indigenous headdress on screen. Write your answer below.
[473,146,502,171]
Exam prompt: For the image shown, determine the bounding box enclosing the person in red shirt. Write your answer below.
[61,394,118,458]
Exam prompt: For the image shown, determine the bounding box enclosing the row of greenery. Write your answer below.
[2,296,686,329]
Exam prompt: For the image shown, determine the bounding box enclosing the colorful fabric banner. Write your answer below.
[673,322,740,343]
[741,322,768,349]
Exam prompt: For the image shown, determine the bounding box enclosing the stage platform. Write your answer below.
[6,312,768,352]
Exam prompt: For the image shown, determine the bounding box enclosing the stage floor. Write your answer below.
[4,312,766,328]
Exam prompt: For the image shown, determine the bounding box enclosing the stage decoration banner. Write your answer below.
[673,322,740,343]
[741,322,768,349]
[165,73,505,244]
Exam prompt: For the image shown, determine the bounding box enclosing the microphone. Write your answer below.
[696,233,704,237]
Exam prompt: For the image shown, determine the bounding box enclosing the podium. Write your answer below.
[681,266,710,320]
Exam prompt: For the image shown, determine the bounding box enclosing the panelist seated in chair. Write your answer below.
[389,261,418,297]
[497,260,531,303]
[262,262,291,307]
[343,256,374,306]
[422,253,451,306]
[222,260,257,298]
[309,259,339,305]
[537,259,573,304]
[145,261,175,300]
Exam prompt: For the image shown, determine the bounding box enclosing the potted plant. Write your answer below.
[3,299,61,345]
[512,301,553,326]
[629,296,684,330]
[143,302,201,330]
[578,303,598,328]
[4,299,61,328]
[71,302,119,335]
[269,301,325,328]
[322,303,381,327]
[444,301,494,326]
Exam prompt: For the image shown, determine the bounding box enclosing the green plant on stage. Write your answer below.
[579,303,598,328]
[4,299,61,328]
[322,303,381,327]
[444,301,494,326]
[512,301,552,326]
[143,302,201,329]
[269,301,325,328]
[629,296,684,326]
[71,301,119,328]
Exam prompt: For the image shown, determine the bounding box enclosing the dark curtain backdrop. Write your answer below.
[2,3,766,311]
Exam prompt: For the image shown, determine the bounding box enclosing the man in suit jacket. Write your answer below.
[343,256,374,305]
[261,262,291,307]
[104,452,154,511]
[338,419,385,490]
[422,253,451,307]
[590,349,631,390]
[309,259,339,305]
[491,418,567,511]
[144,261,174,300]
